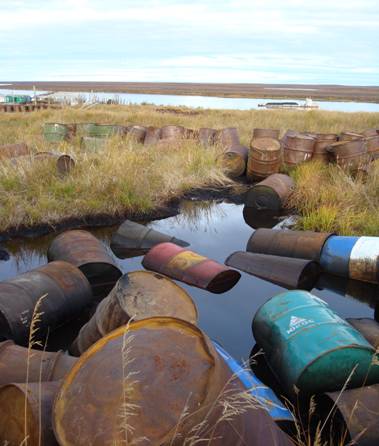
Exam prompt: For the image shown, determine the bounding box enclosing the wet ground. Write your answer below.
[1,199,377,362]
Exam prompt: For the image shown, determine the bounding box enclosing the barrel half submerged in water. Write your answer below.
[320,236,379,284]
[253,290,379,395]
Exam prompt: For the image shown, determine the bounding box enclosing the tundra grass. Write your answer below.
[0,103,378,233]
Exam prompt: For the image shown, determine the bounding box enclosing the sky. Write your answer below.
[0,0,378,85]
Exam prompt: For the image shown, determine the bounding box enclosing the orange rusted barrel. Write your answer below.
[0,261,93,346]
[142,242,240,293]
[312,134,338,163]
[245,173,295,211]
[70,271,198,355]
[363,128,379,137]
[54,318,293,446]
[252,128,280,139]
[326,139,368,170]
[126,125,146,143]
[215,127,240,148]
[198,128,217,147]
[144,126,161,146]
[0,381,60,446]
[160,125,186,141]
[47,230,122,299]
[0,340,76,386]
[283,134,315,166]
[0,143,30,159]
[217,144,248,178]
[366,135,379,160]
[34,152,75,175]
[339,131,363,141]
[247,137,281,181]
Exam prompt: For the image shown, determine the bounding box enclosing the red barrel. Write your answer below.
[142,242,241,293]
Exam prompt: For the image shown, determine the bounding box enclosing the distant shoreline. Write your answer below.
[2,81,379,103]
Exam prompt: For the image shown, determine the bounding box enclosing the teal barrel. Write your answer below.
[43,123,74,143]
[252,290,379,396]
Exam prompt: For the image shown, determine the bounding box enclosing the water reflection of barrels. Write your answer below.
[242,206,282,229]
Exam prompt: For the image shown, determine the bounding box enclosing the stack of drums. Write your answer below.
[247,136,281,181]
[283,133,316,167]
[312,133,338,163]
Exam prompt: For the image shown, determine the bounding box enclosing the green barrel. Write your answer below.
[76,123,98,137]
[87,124,126,138]
[80,136,107,152]
[253,290,379,396]
[43,123,71,143]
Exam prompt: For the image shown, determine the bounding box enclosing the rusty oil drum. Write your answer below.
[144,126,161,146]
[312,134,338,163]
[0,381,60,446]
[70,271,198,355]
[217,144,248,178]
[347,318,379,349]
[317,384,379,446]
[247,228,333,261]
[327,139,368,170]
[0,143,30,159]
[127,125,146,143]
[198,128,217,147]
[245,173,294,211]
[47,230,122,298]
[252,128,280,139]
[339,131,363,141]
[34,152,75,175]
[225,252,320,290]
[247,137,281,181]
[283,134,315,166]
[215,127,240,148]
[160,125,185,141]
[0,261,93,345]
[110,219,189,258]
[142,242,240,293]
[54,318,293,446]
[0,340,76,386]
[366,135,379,160]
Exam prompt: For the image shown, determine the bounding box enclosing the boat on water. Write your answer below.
[258,97,319,109]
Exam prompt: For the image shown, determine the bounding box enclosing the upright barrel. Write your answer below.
[0,261,93,345]
[320,236,379,284]
[327,140,368,170]
[283,134,315,166]
[127,125,146,143]
[247,137,281,181]
[252,290,379,395]
[217,144,248,178]
[0,143,30,159]
[245,174,294,211]
[215,127,240,148]
[252,128,280,139]
[160,125,185,141]
[47,230,122,298]
[247,228,333,261]
[312,134,338,163]
[54,318,292,446]
[198,128,217,147]
[144,126,161,146]
[70,271,198,355]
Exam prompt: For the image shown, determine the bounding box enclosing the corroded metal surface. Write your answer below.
[143,242,240,293]
[366,135,379,160]
[252,128,280,139]
[247,137,281,181]
[34,152,75,175]
[198,128,217,147]
[215,127,240,148]
[70,271,198,355]
[339,131,363,141]
[110,219,189,258]
[312,134,338,163]
[0,143,30,159]
[225,251,320,290]
[247,228,333,261]
[0,261,93,345]
[47,230,122,298]
[144,126,161,145]
[283,134,315,166]
[347,318,379,349]
[0,340,76,385]
[0,381,60,445]
[127,125,146,143]
[217,144,248,178]
[160,125,185,140]
[326,139,368,170]
[245,173,295,211]
[54,318,293,446]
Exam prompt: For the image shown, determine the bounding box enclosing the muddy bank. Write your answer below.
[0,186,246,242]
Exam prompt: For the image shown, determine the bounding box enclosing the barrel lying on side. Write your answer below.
[247,137,281,181]
[366,135,379,160]
[217,145,249,178]
[47,230,122,298]
[110,219,189,258]
[0,381,60,446]
[0,340,76,386]
[0,261,93,346]
[339,131,363,141]
[70,271,198,355]
[34,152,75,175]
[245,173,294,211]
[252,290,379,396]
[225,252,320,290]
[142,242,241,293]
[346,318,379,349]
[0,143,30,159]
[247,228,333,261]
[327,139,368,170]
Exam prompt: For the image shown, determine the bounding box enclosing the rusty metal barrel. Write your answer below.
[327,139,368,170]
[198,128,217,147]
[216,127,240,148]
[184,128,198,140]
[312,134,338,163]
[110,219,189,258]
[247,137,281,181]
[0,143,30,159]
[54,318,293,446]
[47,230,122,298]
[247,228,333,261]
[0,261,93,346]
[245,173,295,211]
[252,128,280,139]
[70,271,198,355]
[142,242,241,293]
[339,131,363,141]
[160,125,185,141]
[0,381,60,446]
[225,252,320,290]
[347,318,379,349]
[363,128,379,137]
[0,340,76,386]
[143,126,161,146]
[366,135,379,160]
[34,152,75,175]
[217,144,248,178]
[317,384,379,446]
[127,125,146,143]
[283,134,315,166]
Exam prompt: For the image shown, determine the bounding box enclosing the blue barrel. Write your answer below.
[253,290,379,395]
[320,236,379,284]
[213,342,294,423]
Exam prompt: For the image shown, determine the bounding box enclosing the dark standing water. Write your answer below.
[1,200,377,362]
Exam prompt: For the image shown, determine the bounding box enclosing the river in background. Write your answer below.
[1,200,376,363]
[1,88,379,112]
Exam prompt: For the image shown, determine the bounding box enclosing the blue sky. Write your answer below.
[0,0,378,85]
